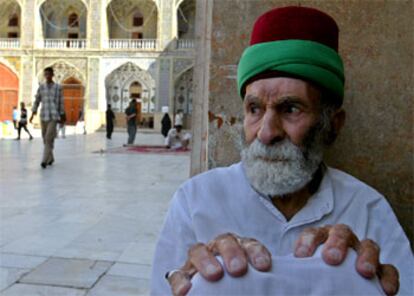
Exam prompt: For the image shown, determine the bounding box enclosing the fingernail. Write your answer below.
[382,282,397,294]
[362,262,376,274]
[205,263,220,276]
[254,255,270,268]
[229,258,243,272]
[301,234,314,247]
[176,281,191,294]
[326,248,342,263]
[296,246,310,257]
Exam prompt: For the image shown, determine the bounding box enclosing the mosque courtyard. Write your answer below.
[0,131,190,295]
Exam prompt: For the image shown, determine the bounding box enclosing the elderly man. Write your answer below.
[30,67,64,168]
[151,6,413,296]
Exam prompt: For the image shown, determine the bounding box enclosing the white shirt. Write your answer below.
[166,128,191,149]
[189,250,384,296]
[175,113,184,126]
[151,162,413,295]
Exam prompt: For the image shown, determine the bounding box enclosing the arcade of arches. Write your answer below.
[40,0,87,40]
[0,0,21,39]
[1,0,196,133]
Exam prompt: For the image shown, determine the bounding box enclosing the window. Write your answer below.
[8,32,18,38]
[133,12,143,27]
[131,32,143,39]
[68,13,79,27]
[8,14,18,27]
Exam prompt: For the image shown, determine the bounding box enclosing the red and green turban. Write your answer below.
[237,6,345,106]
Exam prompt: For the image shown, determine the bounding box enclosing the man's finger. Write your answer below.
[209,233,248,277]
[239,237,272,271]
[168,270,192,296]
[188,243,223,281]
[355,239,380,278]
[294,226,330,257]
[322,224,359,265]
[378,264,399,296]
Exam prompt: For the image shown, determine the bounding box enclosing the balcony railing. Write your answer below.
[0,38,20,49]
[105,39,158,50]
[176,39,195,49]
[37,39,87,49]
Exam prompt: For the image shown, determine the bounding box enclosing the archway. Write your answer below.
[62,77,84,125]
[176,0,195,39]
[174,67,193,128]
[39,0,87,47]
[106,0,158,42]
[0,63,19,121]
[0,0,21,40]
[105,62,155,128]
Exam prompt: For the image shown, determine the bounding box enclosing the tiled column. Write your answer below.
[87,0,104,49]
[190,0,213,175]
[21,0,36,49]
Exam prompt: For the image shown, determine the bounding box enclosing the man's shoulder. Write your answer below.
[181,162,245,191]
[325,167,384,202]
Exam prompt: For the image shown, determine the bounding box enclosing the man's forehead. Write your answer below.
[244,77,321,102]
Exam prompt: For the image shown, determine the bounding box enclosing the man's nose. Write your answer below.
[257,112,286,145]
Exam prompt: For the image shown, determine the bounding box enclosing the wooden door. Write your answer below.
[62,78,84,125]
[0,63,19,122]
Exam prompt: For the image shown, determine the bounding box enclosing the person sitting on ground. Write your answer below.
[165,125,191,150]
[151,6,412,296]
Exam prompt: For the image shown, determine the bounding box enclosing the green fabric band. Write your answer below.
[237,40,345,100]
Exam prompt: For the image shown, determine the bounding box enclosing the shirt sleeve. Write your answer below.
[58,85,64,115]
[150,187,197,295]
[32,86,42,113]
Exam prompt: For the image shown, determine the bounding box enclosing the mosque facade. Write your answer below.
[0,0,195,131]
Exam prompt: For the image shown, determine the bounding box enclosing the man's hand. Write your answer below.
[167,226,399,296]
[294,224,399,295]
[29,113,36,124]
[167,233,272,296]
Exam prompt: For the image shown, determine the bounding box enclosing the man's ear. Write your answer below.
[326,108,346,145]
[332,108,346,135]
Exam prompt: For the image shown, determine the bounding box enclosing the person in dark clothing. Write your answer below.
[161,113,172,138]
[125,100,137,145]
[106,104,115,139]
[17,102,33,140]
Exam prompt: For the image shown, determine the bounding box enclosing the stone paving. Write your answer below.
[0,131,191,295]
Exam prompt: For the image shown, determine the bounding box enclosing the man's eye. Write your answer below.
[286,106,300,114]
[250,106,261,114]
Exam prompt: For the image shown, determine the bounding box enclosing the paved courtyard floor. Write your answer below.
[0,131,191,295]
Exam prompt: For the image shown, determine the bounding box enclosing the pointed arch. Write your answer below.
[0,62,19,121]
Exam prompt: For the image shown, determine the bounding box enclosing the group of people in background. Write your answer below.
[106,102,191,150]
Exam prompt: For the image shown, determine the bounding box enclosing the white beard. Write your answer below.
[241,138,323,197]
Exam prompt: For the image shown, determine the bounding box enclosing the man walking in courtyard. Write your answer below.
[125,99,137,145]
[30,67,64,168]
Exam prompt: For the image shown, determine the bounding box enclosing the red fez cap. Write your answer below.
[250,6,339,52]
